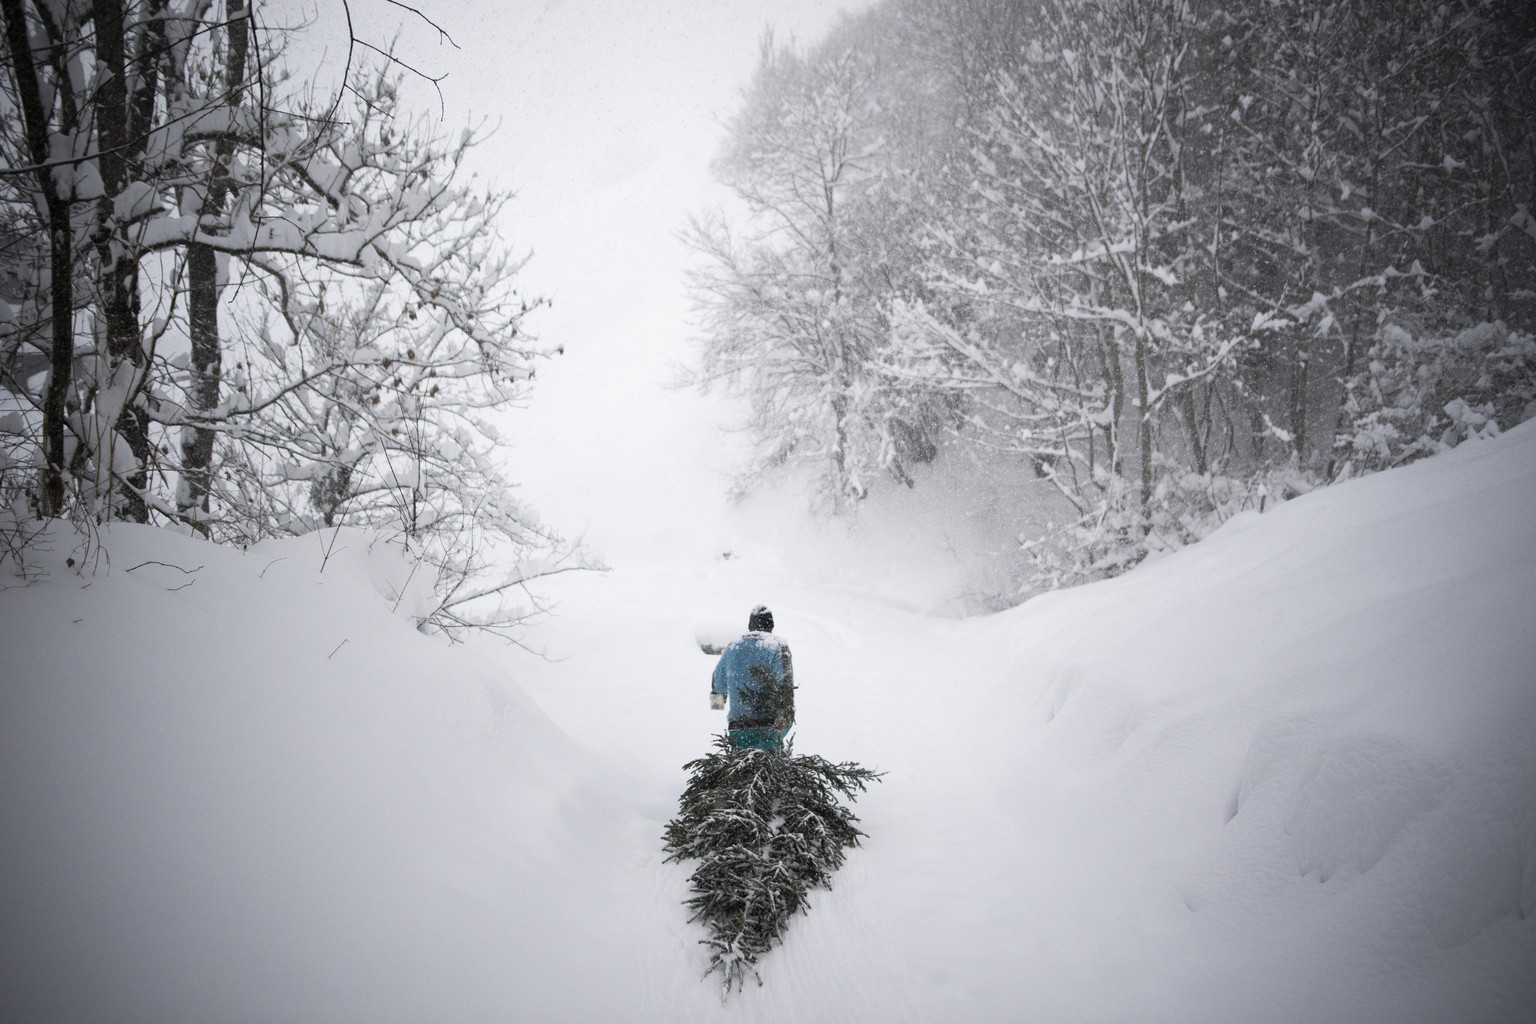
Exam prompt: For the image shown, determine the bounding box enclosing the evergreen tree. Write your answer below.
[663,737,882,993]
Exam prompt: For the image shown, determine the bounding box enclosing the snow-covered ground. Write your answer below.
[4,425,1535,1023]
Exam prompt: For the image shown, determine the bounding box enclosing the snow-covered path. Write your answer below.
[4,428,1535,1023]
[498,424,1536,1023]
[498,564,970,1020]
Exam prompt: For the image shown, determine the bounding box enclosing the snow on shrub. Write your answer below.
[1339,321,1536,475]
[1022,459,1316,592]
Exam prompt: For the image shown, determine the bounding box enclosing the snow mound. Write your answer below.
[0,524,651,1023]
[934,423,1536,1021]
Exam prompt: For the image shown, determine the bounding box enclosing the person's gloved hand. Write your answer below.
[710,693,726,710]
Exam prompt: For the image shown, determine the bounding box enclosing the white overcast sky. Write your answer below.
[286,0,878,564]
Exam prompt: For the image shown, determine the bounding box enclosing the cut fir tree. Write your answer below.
[662,736,883,993]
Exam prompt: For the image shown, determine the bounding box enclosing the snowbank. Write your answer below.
[913,421,1536,1022]
[3,424,1533,1023]
[0,526,656,1023]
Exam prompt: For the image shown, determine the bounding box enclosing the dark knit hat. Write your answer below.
[748,604,774,632]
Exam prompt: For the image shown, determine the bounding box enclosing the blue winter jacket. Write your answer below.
[711,631,795,729]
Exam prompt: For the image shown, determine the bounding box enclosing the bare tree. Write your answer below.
[1,2,583,638]
[688,33,946,510]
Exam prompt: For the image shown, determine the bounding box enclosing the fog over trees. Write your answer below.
[688,0,1535,593]
[3,0,1532,624]
[0,0,577,636]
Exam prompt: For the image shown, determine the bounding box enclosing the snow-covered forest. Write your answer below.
[2,1,1534,1021]
[689,0,1535,593]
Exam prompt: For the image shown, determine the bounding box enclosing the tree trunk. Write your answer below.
[1289,337,1309,461]
[92,0,154,522]
[1181,385,1208,476]
[178,0,250,532]
[1134,330,1153,517]
[181,245,221,526]
[2,0,74,516]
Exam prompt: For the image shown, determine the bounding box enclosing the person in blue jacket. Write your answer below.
[710,604,795,752]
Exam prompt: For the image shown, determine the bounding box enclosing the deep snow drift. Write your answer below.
[3,425,1535,1023]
